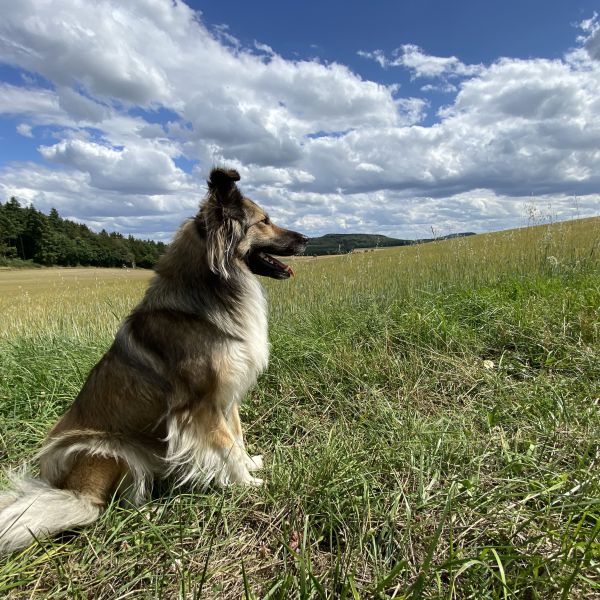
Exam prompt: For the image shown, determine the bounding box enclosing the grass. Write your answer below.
[0,216,599,598]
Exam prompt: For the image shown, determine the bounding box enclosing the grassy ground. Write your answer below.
[0,217,599,598]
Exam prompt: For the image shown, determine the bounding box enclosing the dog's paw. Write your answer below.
[246,455,264,471]
[215,471,264,488]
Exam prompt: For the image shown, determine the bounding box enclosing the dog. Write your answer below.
[0,167,308,554]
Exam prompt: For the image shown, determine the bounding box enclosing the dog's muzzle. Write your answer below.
[247,233,309,279]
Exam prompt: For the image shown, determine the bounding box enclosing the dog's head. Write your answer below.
[199,167,308,280]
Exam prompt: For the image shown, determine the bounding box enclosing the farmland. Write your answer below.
[0,216,599,598]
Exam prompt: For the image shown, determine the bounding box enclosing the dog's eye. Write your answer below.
[252,216,270,228]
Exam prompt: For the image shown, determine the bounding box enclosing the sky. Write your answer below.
[0,0,599,241]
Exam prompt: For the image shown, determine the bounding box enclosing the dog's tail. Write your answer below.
[0,476,102,555]
[0,433,158,554]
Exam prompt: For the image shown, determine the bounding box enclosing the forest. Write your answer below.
[0,198,167,269]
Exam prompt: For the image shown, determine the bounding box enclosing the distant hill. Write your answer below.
[305,232,476,256]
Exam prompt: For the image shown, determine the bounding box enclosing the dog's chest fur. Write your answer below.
[243,277,269,373]
[206,277,269,412]
[220,276,269,404]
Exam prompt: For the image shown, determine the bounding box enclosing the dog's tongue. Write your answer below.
[260,252,295,276]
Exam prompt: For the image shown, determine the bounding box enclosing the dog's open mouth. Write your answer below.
[247,250,294,279]
[259,252,295,277]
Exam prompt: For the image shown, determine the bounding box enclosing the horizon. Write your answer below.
[0,1,599,242]
[4,195,595,246]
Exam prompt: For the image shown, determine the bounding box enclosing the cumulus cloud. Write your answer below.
[0,0,174,105]
[0,162,200,239]
[0,0,598,240]
[39,138,193,195]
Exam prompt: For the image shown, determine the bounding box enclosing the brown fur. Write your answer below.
[56,455,127,506]
[0,167,307,554]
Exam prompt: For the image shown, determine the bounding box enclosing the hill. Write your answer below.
[305,231,476,255]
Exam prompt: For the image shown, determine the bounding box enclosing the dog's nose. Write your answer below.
[298,234,310,245]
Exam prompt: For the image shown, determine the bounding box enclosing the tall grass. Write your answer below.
[0,217,599,598]
[271,216,599,315]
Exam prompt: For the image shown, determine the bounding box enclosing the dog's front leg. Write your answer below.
[167,404,263,487]
[228,403,263,472]
[206,404,263,486]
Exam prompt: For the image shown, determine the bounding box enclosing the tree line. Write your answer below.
[0,198,167,268]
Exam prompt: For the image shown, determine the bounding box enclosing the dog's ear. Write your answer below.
[208,167,241,200]
[204,167,243,279]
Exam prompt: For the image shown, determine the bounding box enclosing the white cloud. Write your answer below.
[0,162,199,239]
[297,53,600,201]
[357,50,388,69]
[0,0,175,105]
[0,84,61,117]
[420,82,457,93]
[359,44,483,79]
[56,87,109,123]
[392,44,483,79]
[39,138,193,195]
[0,0,598,240]
[16,123,33,138]
[579,12,600,61]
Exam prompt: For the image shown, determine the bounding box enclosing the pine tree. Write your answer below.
[0,199,167,268]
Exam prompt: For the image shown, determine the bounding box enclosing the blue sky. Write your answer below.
[0,0,599,240]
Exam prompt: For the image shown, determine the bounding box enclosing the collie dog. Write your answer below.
[0,167,308,554]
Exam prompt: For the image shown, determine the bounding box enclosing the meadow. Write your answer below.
[0,216,599,599]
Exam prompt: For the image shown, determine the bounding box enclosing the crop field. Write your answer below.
[0,216,599,598]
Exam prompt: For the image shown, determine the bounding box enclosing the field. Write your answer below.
[0,216,599,599]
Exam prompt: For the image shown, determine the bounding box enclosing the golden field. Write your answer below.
[1,216,597,339]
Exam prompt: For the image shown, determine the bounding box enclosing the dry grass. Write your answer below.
[0,268,150,339]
